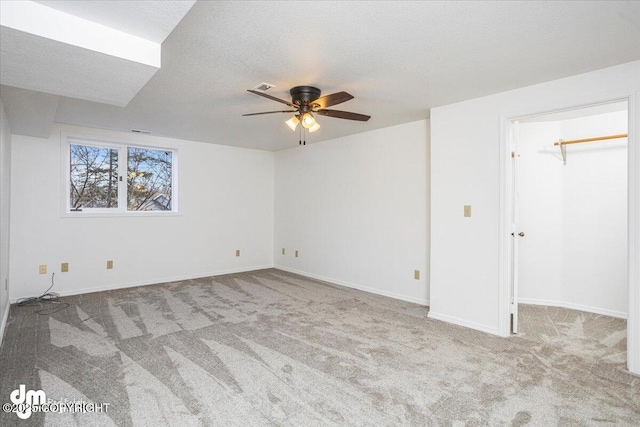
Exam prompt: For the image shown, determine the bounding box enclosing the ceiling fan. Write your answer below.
[243,86,370,140]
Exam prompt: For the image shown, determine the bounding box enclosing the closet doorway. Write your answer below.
[509,101,629,349]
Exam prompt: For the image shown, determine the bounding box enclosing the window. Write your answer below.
[65,137,177,214]
[127,147,173,211]
[70,144,119,209]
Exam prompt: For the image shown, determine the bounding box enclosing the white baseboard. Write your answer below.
[9,264,275,303]
[427,311,501,336]
[273,265,429,306]
[0,299,10,346]
[518,297,627,319]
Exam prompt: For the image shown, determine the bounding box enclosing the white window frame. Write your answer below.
[61,133,179,217]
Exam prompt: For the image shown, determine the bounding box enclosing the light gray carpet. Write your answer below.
[0,269,638,426]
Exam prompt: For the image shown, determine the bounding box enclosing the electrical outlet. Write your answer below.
[61,262,69,272]
[414,270,421,280]
[295,250,299,257]
[39,265,47,275]
[464,205,472,217]
[235,249,240,257]
[107,260,113,269]
[282,248,285,255]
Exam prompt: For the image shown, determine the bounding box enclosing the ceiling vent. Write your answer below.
[251,82,275,92]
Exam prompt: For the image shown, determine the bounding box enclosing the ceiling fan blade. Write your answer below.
[317,109,371,121]
[243,110,297,116]
[311,91,354,109]
[247,90,296,107]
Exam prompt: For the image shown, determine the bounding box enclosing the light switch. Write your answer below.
[464,205,471,217]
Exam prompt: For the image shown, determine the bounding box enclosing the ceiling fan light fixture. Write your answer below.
[245,86,370,139]
[309,122,320,133]
[301,112,316,129]
[285,115,300,131]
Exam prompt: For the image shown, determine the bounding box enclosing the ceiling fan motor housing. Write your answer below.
[290,86,321,111]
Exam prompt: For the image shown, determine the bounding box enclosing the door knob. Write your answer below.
[518,232,525,237]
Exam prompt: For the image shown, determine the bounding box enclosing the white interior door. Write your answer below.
[510,120,520,334]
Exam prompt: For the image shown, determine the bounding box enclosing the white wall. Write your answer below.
[0,98,11,342]
[274,120,429,305]
[518,110,628,317]
[9,124,274,300]
[429,60,640,337]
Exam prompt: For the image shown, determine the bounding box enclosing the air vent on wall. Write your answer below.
[251,82,275,92]
[130,129,151,134]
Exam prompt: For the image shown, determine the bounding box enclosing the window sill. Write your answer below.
[61,211,181,219]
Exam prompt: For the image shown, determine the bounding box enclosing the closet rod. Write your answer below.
[553,133,628,146]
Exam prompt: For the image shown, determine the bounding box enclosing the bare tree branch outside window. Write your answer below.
[70,144,118,209]
[69,144,173,212]
[127,148,172,211]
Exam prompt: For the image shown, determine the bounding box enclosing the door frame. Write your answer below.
[509,120,520,334]
[498,90,640,375]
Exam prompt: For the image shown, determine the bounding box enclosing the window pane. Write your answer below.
[70,144,119,209]
[127,148,172,211]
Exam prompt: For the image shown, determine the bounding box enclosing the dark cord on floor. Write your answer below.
[15,273,70,315]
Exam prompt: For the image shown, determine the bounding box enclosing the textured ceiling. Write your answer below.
[0,25,159,106]
[33,0,196,43]
[6,1,640,151]
[0,85,59,138]
[0,1,195,109]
